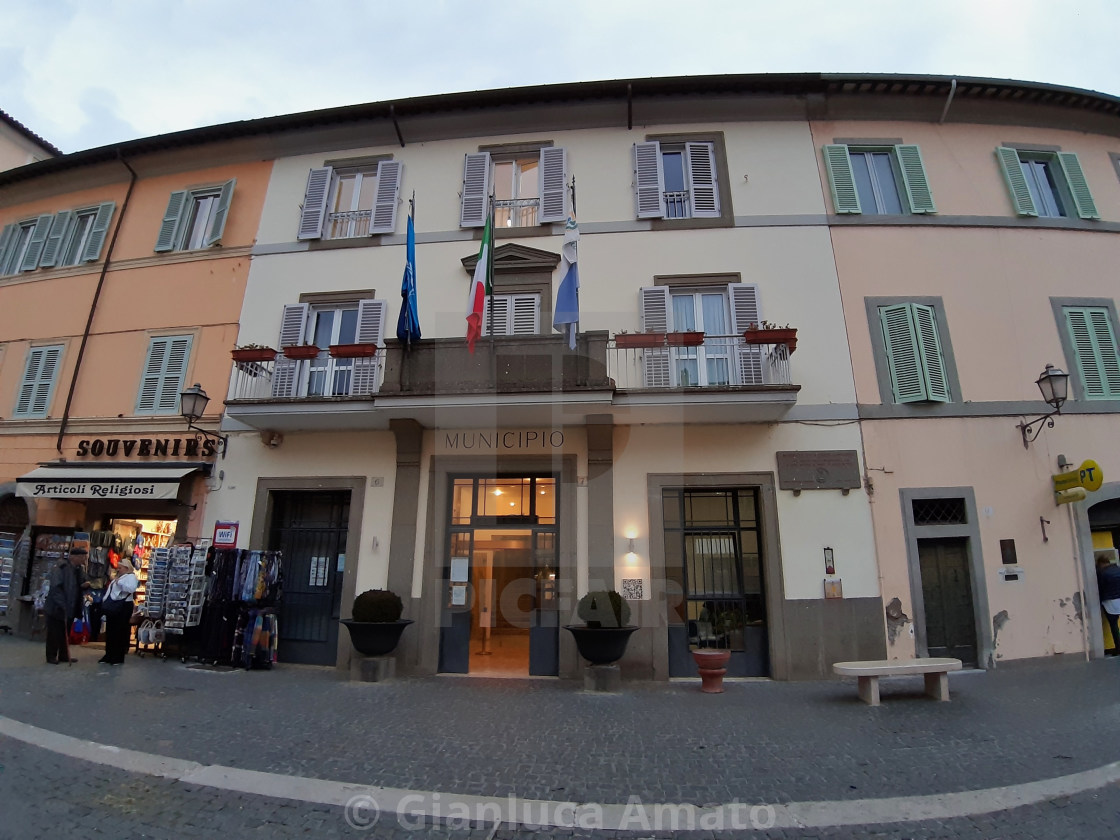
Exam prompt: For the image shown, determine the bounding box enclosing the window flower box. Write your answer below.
[666,331,705,347]
[329,342,379,359]
[742,327,797,354]
[615,333,667,349]
[231,347,277,363]
[282,344,322,360]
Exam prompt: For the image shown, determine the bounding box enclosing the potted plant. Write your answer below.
[742,321,797,354]
[329,342,379,358]
[231,344,277,363]
[283,343,322,360]
[340,589,413,656]
[666,331,705,347]
[614,332,667,349]
[563,590,638,665]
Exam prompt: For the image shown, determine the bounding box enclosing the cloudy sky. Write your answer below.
[3,0,1119,154]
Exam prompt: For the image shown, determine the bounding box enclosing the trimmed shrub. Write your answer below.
[577,590,631,628]
[351,589,403,623]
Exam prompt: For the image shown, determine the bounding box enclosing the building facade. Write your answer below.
[2,75,1118,678]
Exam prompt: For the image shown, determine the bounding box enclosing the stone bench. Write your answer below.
[832,657,963,706]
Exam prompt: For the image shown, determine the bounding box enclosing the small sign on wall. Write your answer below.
[824,578,844,599]
[213,521,239,548]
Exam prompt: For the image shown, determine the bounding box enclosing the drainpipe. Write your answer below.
[55,153,137,454]
[938,78,958,124]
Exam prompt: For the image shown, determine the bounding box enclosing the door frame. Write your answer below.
[901,487,991,668]
[250,476,366,668]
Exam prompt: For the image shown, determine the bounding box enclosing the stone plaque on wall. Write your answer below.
[776,450,861,493]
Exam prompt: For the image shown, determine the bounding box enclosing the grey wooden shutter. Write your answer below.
[639,286,671,387]
[298,167,333,240]
[21,214,54,271]
[155,190,188,251]
[460,153,491,228]
[728,282,764,384]
[39,211,73,268]
[0,224,15,273]
[136,336,192,413]
[1056,153,1099,220]
[895,145,936,214]
[995,148,1037,216]
[369,161,402,235]
[538,147,567,223]
[14,345,63,417]
[82,202,116,262]
[483,295,511,336]
[204,179,236,247]
[350,299,387,395]
[685,142,719,217]
[510,294,540,334]
[633,142,666,219]
[880,304,929,403]
[823,145,861,214]
[1065,307,1120,398]
[271,303,310,398]
[912,304,950,401]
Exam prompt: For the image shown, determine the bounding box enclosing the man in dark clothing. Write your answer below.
[44,552,85,664]
[1096,556,1120,655]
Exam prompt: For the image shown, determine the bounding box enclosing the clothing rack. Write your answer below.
[196,548,283,668]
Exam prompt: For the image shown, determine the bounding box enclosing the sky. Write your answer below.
[3,0,1120,154]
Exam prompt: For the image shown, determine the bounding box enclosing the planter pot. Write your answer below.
[742,329,797,354]
[615,333,666,349]
[564,625,638,665]
[692,648,731,693]
[231,348,277,363]
[283,345,322,360]
[329,343,379,359]
[666,331,705,347]
[341,619,413,656]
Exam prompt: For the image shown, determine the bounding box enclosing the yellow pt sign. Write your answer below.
[1051,460,1103,493]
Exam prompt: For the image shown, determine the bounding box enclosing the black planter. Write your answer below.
[341,619,413,656]
[563,625,638,665]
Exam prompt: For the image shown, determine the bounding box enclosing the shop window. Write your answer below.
[822,144,935,215]
[996,147,1098,219]
[135,336,192,414]
[460,147,567,228]
[13,344,63,418]
[297,160,402,240]
[154,180,235,252]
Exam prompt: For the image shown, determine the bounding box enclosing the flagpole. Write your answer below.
[487,194,495,351]
[570,175,577,218]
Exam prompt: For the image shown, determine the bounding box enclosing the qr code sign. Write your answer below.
[621,578,644,601]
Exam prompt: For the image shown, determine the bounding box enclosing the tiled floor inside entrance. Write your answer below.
[468,629,529,677]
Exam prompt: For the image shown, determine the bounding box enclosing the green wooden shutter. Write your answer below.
[0,223,14,271]
[823,145,861,214]
[14,345,63,418]
[880,304,928,403]
[21,214,55,271]
[996,148,1037,216]
[204,180,235,247]
[1065,307,1120,398]
[154,190,188,252]
[38,211,73,268]
[895,145,936,214]
[912,303,950,402]
[82,202,116,261]
[1056,153,1099,220]
[136,336,193,413]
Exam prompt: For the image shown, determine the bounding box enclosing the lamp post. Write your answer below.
[179,383,228,458]
[1017,364,1069,448]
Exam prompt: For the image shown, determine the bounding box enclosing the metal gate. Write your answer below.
[268,491,349,665]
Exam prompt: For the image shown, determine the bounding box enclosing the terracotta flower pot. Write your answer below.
[742,328,797,354]
[615,333,666,349]
[231,347,276,363]
[329,343,379,358]
[283,345,322,360]
[692,648,731,693]
[666,331,705,347]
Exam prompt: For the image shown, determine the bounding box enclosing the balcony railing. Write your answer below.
[608,334,792,390]
[494,197,540,228]
[664,191,691,219]
[324,209,373,239]
[228,352,384,402]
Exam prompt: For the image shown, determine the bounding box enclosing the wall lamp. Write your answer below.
[1017,364,1069,449]
[179,383,229,458]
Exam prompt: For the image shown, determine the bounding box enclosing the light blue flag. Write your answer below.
[396,214,420,349]
[553,217,580,350]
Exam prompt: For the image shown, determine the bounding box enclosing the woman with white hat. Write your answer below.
[100,559,138,665]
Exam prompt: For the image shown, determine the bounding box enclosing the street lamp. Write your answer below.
[1017,364,1069,449]
[179,383,228,458]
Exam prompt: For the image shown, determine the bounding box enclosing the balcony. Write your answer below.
[224,332,798,432]
[494,197,540,228]
[324,209,373,239]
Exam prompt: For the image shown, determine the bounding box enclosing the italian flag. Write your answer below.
[465,210,493,353]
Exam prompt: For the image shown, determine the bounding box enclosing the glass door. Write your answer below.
[305,307,358,396]
[671,292,732,386]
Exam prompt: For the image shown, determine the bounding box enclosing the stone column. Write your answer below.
[388,418,423,670]
[585,415,614,593]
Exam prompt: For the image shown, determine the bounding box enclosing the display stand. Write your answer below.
[0,532,15,634]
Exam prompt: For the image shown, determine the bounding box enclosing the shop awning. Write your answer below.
[16,465,203,500]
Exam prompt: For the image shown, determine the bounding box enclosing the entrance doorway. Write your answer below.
[918,537,978,667]
[268,490,349,665]
[439,476,559,677]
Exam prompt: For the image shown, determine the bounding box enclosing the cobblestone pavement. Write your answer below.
[1,636,1118,837]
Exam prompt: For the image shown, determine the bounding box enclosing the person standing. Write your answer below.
[100,559,138,665]
[1096,555,1120,655]
[44,549,85,664]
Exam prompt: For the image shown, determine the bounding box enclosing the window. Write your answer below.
[878,303,950,403]
[272,299,387,398]
[460,148,566,228]
[481,294,540,336]
[633,140,720,220]
[136,336,192,414]
[13,345,63,418]
[638,283,766,387]
[298,161,402,240]
[996,147,1098,219]
[40,203,115,268]
[1062,306,1120,399]
[154,180,235,252]
[822,144,935,215]
[0,215,51,275]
